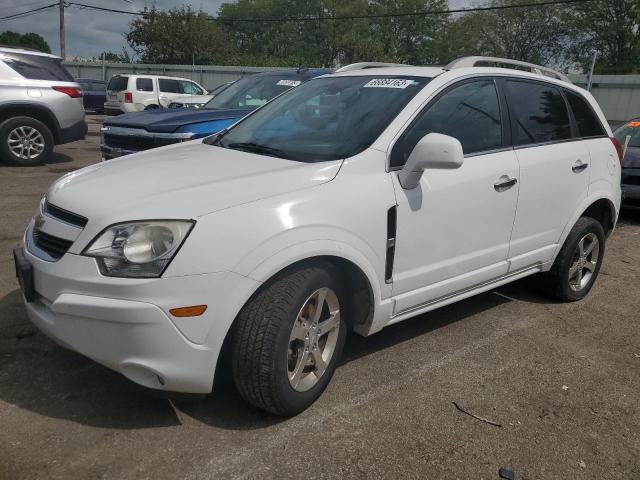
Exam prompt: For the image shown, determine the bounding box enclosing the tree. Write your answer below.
[569,0,640,74]
[440,0,572,67]
[0,31,51,53]
[98,48,132,63]
[127,6,232,64]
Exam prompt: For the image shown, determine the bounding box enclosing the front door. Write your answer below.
[389,78,519,314]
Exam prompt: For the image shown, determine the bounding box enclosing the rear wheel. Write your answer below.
[144,104,159,110]
[0,116,53,166]
[231,264,346,416]
[543,217,605,301]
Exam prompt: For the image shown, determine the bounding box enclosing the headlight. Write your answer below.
[83,220,194,278]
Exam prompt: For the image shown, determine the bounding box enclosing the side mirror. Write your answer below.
[398,133,464,189]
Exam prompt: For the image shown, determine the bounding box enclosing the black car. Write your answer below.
[77,78,107,113]
[613,119,640,208]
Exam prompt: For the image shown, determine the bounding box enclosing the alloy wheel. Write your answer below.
[7,126,45,160]
[287,287,341,392]
[568,232,600,292]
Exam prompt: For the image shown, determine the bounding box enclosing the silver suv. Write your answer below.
[0,47,87,165]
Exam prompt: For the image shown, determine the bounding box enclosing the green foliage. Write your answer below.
[0,31,51,53]
[568,0,640,74]
[123,0,640,74]
[99,48,132,63]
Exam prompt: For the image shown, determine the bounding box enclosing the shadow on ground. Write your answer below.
[0,152,72,168]
[0,274,549,430]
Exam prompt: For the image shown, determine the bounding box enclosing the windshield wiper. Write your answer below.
[225,142,288,159]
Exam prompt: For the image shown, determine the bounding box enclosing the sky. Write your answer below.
[1,0,481,59]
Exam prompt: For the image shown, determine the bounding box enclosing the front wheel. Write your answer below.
[231,264,347,416]
[0,116,54,166]
[543,217,605,301]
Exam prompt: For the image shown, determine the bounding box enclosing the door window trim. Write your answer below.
[387,76,510,171]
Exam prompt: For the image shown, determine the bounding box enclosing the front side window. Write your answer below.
[506,80,571,145]
[159,79,180,93]
[1,53,74,81]
[391,79,502,168]
[213,76,429,162]
[136,78,153,92]
[204,75,304,110]
[180,81,203,95]
[565,90,605,138]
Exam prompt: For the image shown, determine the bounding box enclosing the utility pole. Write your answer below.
[59,0,65,59]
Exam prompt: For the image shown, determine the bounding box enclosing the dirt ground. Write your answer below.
[0,115,639,480]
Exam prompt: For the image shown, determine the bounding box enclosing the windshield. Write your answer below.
[214,76,429,162]
[204,75,302,110]
[614,120,640,148]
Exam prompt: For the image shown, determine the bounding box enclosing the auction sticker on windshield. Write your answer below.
[277,80,302,87]
[363,78,415,89]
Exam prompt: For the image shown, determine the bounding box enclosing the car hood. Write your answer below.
[46,140,342,227]
[103,107,252,133]
[623,146,640,169]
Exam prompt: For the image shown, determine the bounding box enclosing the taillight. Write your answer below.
[124,92,133,103]
[610,137,624,165]
[52,86,83,98]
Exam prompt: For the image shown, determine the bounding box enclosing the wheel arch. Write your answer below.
[0,103,61,143]
[552,193,619,263]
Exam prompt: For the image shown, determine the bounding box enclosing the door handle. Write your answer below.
[572,160,589,173]
[494,176,518,192]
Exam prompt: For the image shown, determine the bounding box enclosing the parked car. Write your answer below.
[101,68,331,160]
[104,74,207,114]
[613,118,640,208]
[76,78,106,113]
[169,81,236,109]
[0,46,87,166]
[14,57,621,416]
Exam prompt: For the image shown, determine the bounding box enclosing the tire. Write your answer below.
[543,217,605,301]
[144,104,159,110]
[231,263,347,416]
[0,116,54,166]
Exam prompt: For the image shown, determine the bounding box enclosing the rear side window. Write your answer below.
[92,81,106,92]
[391,79,502,167]
[136,78,153,92]
[159,79,180,93]
[505,80,571,145]
[107,76,128,91]
[565,90,605,138]
[1,53,74,81]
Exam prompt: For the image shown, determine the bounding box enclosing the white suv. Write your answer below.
[104,74,207,113]
[14,57,622,416]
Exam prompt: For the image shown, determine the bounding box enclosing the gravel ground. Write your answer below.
[0,115,639,480]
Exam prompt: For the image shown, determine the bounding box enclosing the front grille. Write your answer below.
[104,133,180,152]
[33,229,73,260]
[43,201,87,227]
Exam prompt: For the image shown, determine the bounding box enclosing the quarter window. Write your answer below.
[565,90,605,138]
[136,78,153,92]
[391,79,502,168]
[505,80,571,145]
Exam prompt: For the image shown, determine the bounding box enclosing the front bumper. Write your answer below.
[17,244,257,394]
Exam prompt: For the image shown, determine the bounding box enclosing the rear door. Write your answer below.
[158,79,185,107]
[504,79,590,271]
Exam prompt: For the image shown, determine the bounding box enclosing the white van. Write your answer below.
[104,74,207,114]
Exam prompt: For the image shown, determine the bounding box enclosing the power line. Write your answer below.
[64,0,593,22]
[0,3,58,22]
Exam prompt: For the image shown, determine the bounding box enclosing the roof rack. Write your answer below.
[445,56,571,83]
[335,62,411,73]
